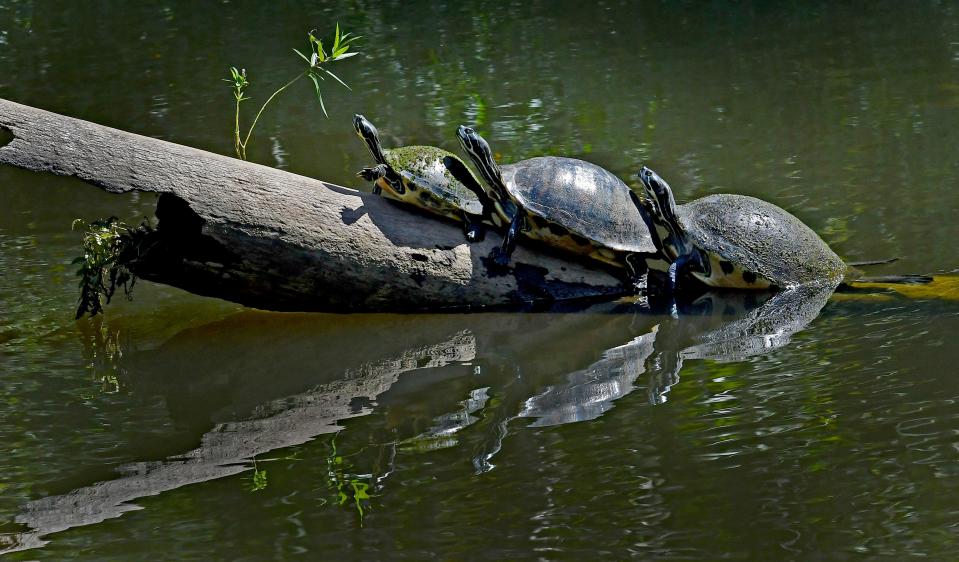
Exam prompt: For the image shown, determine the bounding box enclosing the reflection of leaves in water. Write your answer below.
[821,215,851,247]
[245,453,301,493]
[423,50,487,130]
[249,462,268,493]
[77,317,125,395]
[318,433,383,526]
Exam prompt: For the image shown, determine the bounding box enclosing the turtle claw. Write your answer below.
[626,271,647,293]
[358,164,388,183]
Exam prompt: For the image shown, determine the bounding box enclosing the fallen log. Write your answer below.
[0,98,625,312]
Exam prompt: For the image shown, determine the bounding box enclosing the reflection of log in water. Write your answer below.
[1,331,476,554]
[1,287,841,553]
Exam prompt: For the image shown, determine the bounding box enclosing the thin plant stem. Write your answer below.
[233,95,243,159]
[239,70,308,160]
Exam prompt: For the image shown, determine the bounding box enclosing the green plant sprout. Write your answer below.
[225,24,361,160]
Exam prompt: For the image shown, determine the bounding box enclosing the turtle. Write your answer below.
[456,126,659,281]
[353,114,497,242]
[636,165,859,292]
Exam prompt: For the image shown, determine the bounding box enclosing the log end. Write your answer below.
[0,125,13,149]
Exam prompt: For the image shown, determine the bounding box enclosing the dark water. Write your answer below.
[2,1,959,559]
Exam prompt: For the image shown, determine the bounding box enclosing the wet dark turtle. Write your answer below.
[457,126,658,280]
[637,166,855,292]
[353,114,495,242]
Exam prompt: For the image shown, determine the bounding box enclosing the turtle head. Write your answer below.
[638,166,685,258]
[638,166,679,225]
[457,126,505,194]
[639,166,676,215]
[353,114,387,165]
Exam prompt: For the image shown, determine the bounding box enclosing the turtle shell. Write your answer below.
[677,194,850,288]
[500,157,656,254]
[385,145,484,216]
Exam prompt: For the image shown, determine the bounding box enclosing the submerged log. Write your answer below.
[0,98,625,312]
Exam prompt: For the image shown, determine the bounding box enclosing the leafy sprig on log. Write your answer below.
[225,25,361,160]
[72,217,154,318]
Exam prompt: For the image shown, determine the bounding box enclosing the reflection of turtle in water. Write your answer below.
[518,326,659,426]
[353,114,498,242]
[399,387,490,453]
[457,126,659,282]
[637,166,855,292]
[644,283,836,404]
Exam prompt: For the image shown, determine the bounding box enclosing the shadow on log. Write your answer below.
[0,98,626,312]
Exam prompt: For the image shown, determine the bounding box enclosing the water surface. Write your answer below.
[2,1,959,559]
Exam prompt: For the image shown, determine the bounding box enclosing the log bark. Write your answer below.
[0,98,625,312]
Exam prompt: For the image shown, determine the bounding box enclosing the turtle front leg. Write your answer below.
[668,254,693,293]
[357,163,388,182]
[662,258,690,318]
[624,253,648,291]
[357,164,389,195]
[490,212,524,267]
[668,250,710,292]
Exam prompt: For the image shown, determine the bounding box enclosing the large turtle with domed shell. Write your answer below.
[353,114,498,242]
[635,165,926,293]
[456,126,660,282]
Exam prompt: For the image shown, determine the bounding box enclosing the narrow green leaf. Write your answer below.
[333,52,359,60]
[308,73,328,117]
[292,48,312,64]
[324,68,351,90]
[333,22,341,52]
[317,40,327,62]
